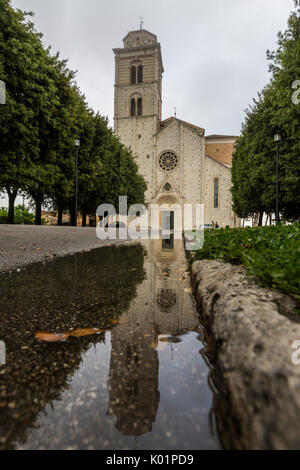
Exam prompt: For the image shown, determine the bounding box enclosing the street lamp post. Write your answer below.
[22,195,25,225]
[274,133,281,224]
[74,139,80,227]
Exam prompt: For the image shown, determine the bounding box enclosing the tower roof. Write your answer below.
[123,29,157,45]
[114,28,164,73]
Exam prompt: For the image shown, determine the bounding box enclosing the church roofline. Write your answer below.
[206,134,238,140]
[159,117,205,136]
[205,154,232,170]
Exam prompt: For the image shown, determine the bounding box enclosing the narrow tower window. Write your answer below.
[137,65,143,83]
[214,178,219,208]
[131,98,136,117]
[131,66,136,85]
[137,98,143,116]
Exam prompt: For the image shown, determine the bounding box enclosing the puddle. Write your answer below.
[0,237,220,450]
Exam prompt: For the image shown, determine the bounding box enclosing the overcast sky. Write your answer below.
[10,0,294,137]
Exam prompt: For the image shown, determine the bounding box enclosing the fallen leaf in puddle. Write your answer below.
[109,318,127,325]
[68,328,106,338]
[35,332,68,343]
[35,328,106,342]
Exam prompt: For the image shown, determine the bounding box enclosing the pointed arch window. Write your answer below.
[214,178,219,208]
[137,65,143,83]
[137,98,143,116]
[131,66,136,85]
[131,98,136,117]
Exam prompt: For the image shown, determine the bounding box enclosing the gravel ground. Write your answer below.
[0,225,125,272]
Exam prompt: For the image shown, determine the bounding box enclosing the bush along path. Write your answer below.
[191,224,300,306]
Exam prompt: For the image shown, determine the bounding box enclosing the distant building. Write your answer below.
[113,29,240,229]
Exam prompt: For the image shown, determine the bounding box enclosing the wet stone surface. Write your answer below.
[0,238,220,450]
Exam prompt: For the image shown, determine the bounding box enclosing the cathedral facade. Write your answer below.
[113,29,239,229]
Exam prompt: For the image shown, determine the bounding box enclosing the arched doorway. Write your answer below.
[153,195,183,233]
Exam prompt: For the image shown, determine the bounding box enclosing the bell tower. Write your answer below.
[113,29,164,201]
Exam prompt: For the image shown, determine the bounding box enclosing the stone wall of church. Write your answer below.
[114,84,160,121]
[116,115,157,202]
[155,121,204,209]
[205,139,236,166]
[204,156,235,227]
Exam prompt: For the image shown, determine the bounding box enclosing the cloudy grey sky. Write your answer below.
[10,0,294,137]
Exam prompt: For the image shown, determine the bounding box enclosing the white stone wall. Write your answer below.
[204,156,235,228]
[155,121,204,209]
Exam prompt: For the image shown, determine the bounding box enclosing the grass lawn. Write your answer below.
[192,224,300,303]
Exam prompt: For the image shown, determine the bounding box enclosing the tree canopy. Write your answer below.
[232,0,300,222]
[0,0,146,225]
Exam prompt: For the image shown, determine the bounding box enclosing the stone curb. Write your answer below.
[191,259,300,450]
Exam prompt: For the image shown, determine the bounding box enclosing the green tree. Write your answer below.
[232,1,300,222]
[0,0,40,222]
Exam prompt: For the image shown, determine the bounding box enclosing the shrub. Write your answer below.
[193,224,300,302]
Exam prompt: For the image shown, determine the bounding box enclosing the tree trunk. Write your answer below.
[7,189,17,224]
[265,214,269,226]
[82,210,87,228]
[69,201,75,227]
[57,203,63,226]
[34,195,43,226]
[258,212,264,227]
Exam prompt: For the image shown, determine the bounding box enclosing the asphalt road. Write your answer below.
[0,225,125,272]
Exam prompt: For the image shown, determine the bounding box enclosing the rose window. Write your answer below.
[159,152,179,172]
[157,288,177,312]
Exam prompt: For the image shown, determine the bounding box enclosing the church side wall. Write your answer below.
[204,156,235,227]
[205,141,235,166]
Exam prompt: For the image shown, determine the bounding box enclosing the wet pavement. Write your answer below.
[0,236,220,450]
[0,225,125,272]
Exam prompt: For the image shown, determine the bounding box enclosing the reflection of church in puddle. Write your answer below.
[107,237,198,436]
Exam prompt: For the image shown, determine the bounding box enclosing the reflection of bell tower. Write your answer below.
[107,238,199,438]
[108,322,160,436]
[113,28,164,201]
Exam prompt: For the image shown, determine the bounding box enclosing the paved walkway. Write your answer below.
[0,225,123,272]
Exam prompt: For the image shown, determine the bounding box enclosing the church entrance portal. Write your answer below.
[162,211,174,231]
